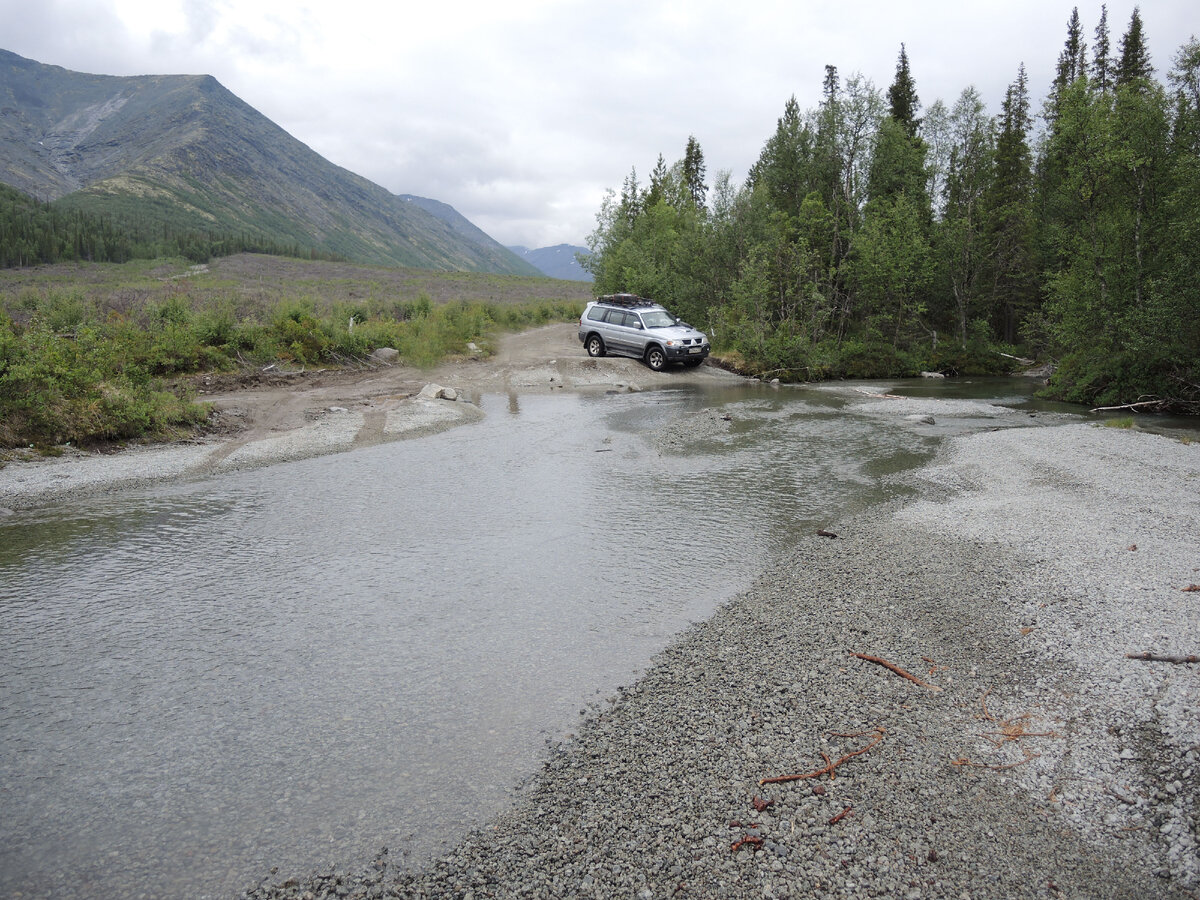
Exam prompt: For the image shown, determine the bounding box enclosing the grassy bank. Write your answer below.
[0,254,591,449]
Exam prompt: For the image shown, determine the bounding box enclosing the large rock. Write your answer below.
[417,383,459,401]
[371,347,399,363]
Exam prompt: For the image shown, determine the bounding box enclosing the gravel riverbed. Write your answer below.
[237,422,1199,900]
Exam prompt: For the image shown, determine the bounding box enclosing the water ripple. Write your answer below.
[0,383,972,899]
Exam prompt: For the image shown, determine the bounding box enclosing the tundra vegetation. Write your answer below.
[0,257,585,449]
[583,9,1200,412]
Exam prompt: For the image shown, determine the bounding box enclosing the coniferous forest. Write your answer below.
[583,7,1200,412]
[0,183,343,268]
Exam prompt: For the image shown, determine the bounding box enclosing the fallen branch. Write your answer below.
[998,351,1035,365]
[851,652,942,691]
[951,750,1039,771]
[828,806,854,826]
[978,688,996,722]
[1090,398,1165,413]
[728,821,763,853]
[982,714,1057,747]
[1125,651,1200,665]
[759,728,884,786]
[1182,585,1200,593]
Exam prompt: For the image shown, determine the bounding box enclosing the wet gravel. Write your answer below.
[241,423,1199,899]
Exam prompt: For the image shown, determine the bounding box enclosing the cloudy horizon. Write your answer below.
[3,1,1195,251]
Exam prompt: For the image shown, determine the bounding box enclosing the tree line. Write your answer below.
[0,183,343,268]
[583,6,1200,411]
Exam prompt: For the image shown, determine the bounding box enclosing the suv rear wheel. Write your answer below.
[644,345,667,371]
[585,334,606,357]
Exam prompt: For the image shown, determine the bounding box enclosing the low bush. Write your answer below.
[0,284,582,448]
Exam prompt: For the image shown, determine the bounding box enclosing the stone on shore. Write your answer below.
[416,383,459,401]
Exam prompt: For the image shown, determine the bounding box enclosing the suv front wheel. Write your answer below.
[644,345,667,371]
[585,334,606,357]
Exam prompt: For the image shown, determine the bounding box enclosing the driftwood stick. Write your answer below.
[1125,652,1200,665]
[851,652,942,691]
[759,729,884,786]
[978,688,996,722]
[1090,399,1163,412]
[828,806,854,826]
[951,752,1039,771]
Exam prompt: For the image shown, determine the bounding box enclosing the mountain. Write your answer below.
[0,49,542,275]
[508,244,592,281]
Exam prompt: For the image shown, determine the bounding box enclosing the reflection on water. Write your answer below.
[0,380,1053,899]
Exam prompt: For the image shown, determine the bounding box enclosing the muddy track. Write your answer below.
[192,323,739,465]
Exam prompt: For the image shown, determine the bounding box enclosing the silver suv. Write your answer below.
[577,294,710,371]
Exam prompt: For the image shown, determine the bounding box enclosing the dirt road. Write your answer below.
[198,322,737,450]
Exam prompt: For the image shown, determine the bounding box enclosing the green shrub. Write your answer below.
[43,291,90,332]
[1043,350,1183,407]
[0,318,210,447]
[834,340,919,379]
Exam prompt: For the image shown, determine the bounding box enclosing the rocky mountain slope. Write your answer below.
[0,49,540,275]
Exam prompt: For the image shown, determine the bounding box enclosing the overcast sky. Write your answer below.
[4,0,1196,249]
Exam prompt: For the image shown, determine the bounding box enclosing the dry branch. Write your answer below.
[1090,398,1166,412]
[759,728,884,786]
[982,714,1057,747]
[1125,651,1200,664]
[851,652,942,691]
[951,750,1039,771]
[828,806,854,826]
[978,688,996,722]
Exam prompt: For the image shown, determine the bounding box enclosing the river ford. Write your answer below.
[1,354,1197,899]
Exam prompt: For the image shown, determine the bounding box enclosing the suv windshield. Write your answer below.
[640,310,677,328]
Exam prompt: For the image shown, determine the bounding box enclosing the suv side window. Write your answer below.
[603,308,626,325]
[586,306,606,322]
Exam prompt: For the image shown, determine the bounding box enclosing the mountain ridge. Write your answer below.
[508,243,592,281]
[0,49,541,275]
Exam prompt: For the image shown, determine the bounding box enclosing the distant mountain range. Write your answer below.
[0,49,543,276]
[508,244,592,281]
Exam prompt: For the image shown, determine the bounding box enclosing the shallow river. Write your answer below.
[0,378,1080,899]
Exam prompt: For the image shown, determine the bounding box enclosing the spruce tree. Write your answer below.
[887,44,921,137]
[1054,7,1088,90]
[645,155,669,209]
[985,65,1039,344]
[1092,5,1114,94]
[682,136,708,212]
[1117,7,1153,86]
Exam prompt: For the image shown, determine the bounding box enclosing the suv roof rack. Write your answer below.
[597,293,655,308]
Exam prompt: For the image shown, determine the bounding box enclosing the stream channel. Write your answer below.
[0,377,1085,899]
